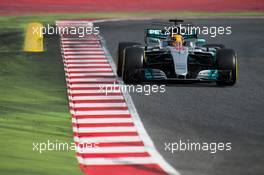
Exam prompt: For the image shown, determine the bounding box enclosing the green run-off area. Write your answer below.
[0,17,83,175]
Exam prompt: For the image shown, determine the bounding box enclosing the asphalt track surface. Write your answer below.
[98,19,264,175]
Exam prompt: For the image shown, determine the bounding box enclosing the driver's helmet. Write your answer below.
[172,34,183,49]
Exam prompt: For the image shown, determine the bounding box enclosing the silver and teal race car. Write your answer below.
[117,19,238,86]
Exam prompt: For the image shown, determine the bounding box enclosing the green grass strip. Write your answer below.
[0,26,83,175]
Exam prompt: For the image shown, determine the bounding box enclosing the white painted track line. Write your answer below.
[69,90,120,93]
[66,73,114,76]
[66,68,112,71]
[77,146,147,154]
[71,103,127,107]
[74,136,141,143]
[71,96,124,100]
[68,84,114,88]
[68,78,116,82]
[72,110,130,115]
[73,126,137,133]
[63,48,103,51]
[65,60,108,63]
[63,51,104,54]
[64,55,106,58]
[66,64,110,67]
[72,118,134,124]
[77,157,156,165]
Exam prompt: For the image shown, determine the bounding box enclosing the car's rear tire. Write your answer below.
[123,47,144,84]
[117,42,141,77]
[216,49,238,86]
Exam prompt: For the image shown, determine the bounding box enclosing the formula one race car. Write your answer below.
[117,19,238,86]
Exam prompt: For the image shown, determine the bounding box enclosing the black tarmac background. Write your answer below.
[98,19,264,175]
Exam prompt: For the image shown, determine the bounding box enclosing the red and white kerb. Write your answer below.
[56,20,178,175]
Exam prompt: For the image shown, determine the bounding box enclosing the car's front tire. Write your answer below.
[216,49,238,86]
[122,46,144,84]
[117,42,141,77]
